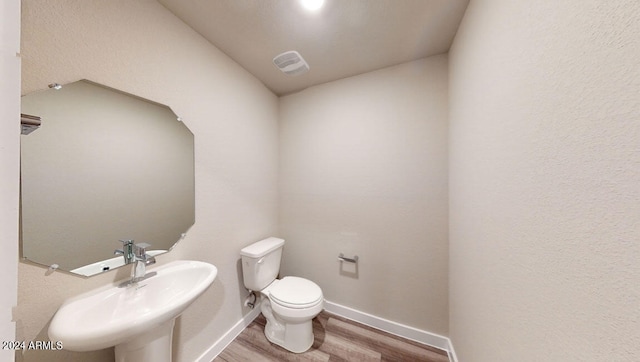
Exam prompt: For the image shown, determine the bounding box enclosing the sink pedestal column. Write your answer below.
[115,319,175,362]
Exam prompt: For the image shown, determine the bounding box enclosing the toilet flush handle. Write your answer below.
[257,257,264,264]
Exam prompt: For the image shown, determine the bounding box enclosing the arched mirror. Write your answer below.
[20,80,195,277]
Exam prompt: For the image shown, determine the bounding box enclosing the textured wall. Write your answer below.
[18,1,278,361]
[1,1,20,362]
[279,56,449,335]
[449,0,640,360]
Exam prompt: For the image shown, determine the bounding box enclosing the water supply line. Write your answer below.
[244,291,257,309]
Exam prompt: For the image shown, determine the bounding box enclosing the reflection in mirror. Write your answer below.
[20,80,195,277]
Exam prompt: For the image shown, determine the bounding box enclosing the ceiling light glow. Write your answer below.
[300,0,325,11]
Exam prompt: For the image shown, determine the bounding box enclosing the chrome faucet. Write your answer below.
[115,240,156,284]
[131,242,156,282]
[114,239,135,264]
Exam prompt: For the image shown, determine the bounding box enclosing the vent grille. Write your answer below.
[273,50,309,76]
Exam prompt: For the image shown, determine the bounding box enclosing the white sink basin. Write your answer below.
[49,260,217,360]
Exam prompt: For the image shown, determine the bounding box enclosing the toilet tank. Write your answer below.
[240,237,284,291]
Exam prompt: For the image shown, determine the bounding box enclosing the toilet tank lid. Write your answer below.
[240,237,285,258]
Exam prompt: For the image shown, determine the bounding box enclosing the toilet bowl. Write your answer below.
[260,277,323,352]
[240,238,324,353]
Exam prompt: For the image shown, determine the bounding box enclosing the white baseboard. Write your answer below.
[447,338,459,362]
[197,300,459,362]
[195,305,261,362]
[324,300,457,361]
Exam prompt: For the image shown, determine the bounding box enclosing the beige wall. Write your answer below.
[449,0,640,361]
[1,1,20,362]
[18,1,278,361]
[279,56,449,335]
[16,1,640,361]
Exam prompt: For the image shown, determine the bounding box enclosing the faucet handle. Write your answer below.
[119,239,134,246]
[134,242,151,252]
[134,242,156,265]
[134,242,151,258]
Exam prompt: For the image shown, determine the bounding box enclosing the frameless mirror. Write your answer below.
[20,80,195,277]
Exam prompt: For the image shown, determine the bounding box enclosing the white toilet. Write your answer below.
[240,237,324,353]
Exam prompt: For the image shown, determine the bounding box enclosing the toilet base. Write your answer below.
[260,298,319,353]
[264,318,314,353]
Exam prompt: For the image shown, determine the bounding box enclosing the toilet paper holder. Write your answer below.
[337,253,359,263]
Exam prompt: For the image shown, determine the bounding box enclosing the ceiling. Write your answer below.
[158,0,469,96]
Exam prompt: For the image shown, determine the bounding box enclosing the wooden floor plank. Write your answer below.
[236,323,330,362]
[212,311,449,362]
[316,333,381,361]
[325,316,449,362]
[216,338,281,362]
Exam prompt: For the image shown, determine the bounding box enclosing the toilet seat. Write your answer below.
[268,277,323,309]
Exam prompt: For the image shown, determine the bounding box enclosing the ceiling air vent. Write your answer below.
[273,50,309,76]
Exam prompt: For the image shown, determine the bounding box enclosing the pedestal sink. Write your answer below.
[48,260,217,362]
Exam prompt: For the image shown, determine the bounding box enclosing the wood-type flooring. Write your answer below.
[213,311,450,362]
